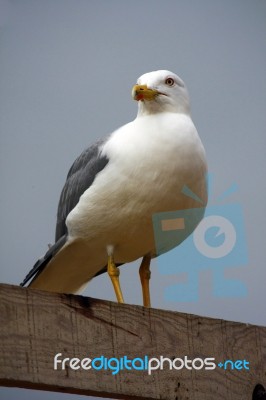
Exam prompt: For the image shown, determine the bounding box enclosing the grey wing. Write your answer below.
[55,138,109,241]
[20,138,110,287]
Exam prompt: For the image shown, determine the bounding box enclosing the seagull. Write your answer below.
[20,70,208,307]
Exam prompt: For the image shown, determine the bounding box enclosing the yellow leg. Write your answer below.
[107,254,124,303]
[139,255,151,308]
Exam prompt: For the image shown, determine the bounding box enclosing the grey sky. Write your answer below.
[1,0,266,399]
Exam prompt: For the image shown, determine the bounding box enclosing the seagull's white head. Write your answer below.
[132,70,190,117]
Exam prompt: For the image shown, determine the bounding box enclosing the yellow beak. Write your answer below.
[132,84,159,101]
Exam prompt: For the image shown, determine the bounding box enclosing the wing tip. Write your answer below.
[20,234,67,287]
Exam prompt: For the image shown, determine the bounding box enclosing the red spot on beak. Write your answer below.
[136,93,144,101]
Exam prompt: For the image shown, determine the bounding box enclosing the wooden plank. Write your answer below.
[0,283,265,399]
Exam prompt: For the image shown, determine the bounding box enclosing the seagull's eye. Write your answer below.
[165,77,175,86]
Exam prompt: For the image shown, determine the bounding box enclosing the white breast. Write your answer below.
[66,112,207,263]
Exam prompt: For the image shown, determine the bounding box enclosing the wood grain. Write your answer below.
[0,283,265,399]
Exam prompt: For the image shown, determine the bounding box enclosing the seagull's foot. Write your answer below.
[139,255,151,308]
[107,254,124,303]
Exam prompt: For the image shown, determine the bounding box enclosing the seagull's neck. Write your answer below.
[137,104,171,117]
[137,101,190,117]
